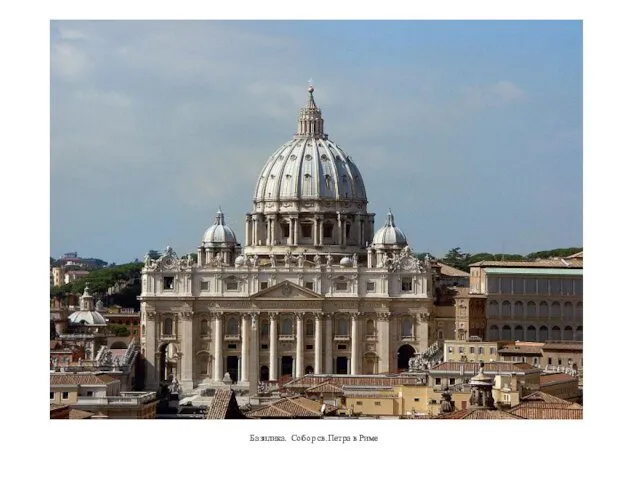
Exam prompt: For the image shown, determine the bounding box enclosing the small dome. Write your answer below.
[234,255,246,267]
[202,208,238,246]
[339,256,353,267]
[68,310,107,325]
[372,210,407,247]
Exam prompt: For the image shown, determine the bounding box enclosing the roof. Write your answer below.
[305,381,344,394]
[483,267,583,276]
[542,342,583,352]
[438,408,523,420]
[68,310,108,326]
[429,362,539,375]
[469,258,583,268]
[520,391,573,404]
[565,251,583,259]
[498,345,543,355]
[539,373,578,386]
[284,374,423,389]
[246,396,336,418]
[69,409,96,419]
[206,388,244,419]
[435,262,470,278]
[50,373,119,386]
[509,404,583,419]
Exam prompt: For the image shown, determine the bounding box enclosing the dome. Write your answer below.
[253,86,367,212]
[68,310,107,326]
[372,210,407,247]
[202,208,238,246]
[339,256,353,267]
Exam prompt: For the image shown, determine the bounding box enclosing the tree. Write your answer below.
[441,247,472,271]
[147,250,161,260]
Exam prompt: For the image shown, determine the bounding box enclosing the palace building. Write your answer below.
[139,86,438,393]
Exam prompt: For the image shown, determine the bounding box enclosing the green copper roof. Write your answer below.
[484,268,583,276]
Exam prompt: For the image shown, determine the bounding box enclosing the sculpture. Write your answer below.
[297,254,305,267]
[269,254,277,267]
[352,253,358,267]
[314,254,321,267]
[284,249,293,267]
[326,255,334,266]
[169,376,180,395]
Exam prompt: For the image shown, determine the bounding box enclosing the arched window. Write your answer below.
[401,318,413,338]
[551,326,561,340]
[281,317,293,335]
[575,326,583,341]
[260,320,269,337]
[200,319,209,336]
[226,317,239,335]
[526,325,537,342]
[488,325,499,341]
[539,326,548,342]
[563,302,574,319]
[514,301,524,318]
[487,301,499,317]
[501,325,512,340]
[526,301,536,318]
[366,319,375,336]
[163,317,173,336]
[563,326,573,341]
[539,301,549,318]
[305,319,314,336]
[576,302,583,319]
[514,325,524,341]
[501,301,512,318]
[551,302,561,318]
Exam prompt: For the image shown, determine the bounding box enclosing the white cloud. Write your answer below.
[460,80,527,108]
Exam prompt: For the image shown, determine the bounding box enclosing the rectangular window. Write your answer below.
[435,378,441,385]
[366,282,375,292]
[470,347,475,353]
[260,281,268,290]
[281,223,290,238]
[200,281,210,291]
[86,391,93,397]
[306,345,313,350]
[50,392,54,400]
[336,282,348,291]
[513,277,524,294]
[562,279,573,296]
[487,277,499,294]
[301,224,312,238]
[228,344,237,350]
[356,401,363,406]
[500,277,512,294]
[374,401,381,406]
[305,281,314,291]
[305,321,314,336]
[490,348,496,354]
[338,344,347,350]
[226,281,238,291]
[323,224,333,238]
[401,278,413,292]
[414,398,420,402]
[62,392,69,399]
[575,279,583,295]
[449,378,456,385]
[163,276,174,290]
[458,347,465,353]
[261,344,268,350]
[479,347,484,354]
[345,223,351,239]
[448,346,453,353]
[548,358,553,365]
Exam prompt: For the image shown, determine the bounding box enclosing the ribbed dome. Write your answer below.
[253,86,367,211]
[202,208,238,246]
[68,310,107,325]
[372,210,408,247]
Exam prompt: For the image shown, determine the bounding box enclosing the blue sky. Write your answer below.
[50,20,582,264]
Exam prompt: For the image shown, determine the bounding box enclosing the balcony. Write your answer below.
[278,334,295,341]
[159,334,177,342]
[224,334,241,341]
[75,391,157,407]
[334,335,350,342]
[365,335,377,341]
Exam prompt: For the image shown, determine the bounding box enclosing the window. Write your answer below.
[200,281,210,291]
[163,276,174,290]
[228,344,237,350]
[305,320,314,336]
[260,321,269,337]
[448,346,453,354]
[260,281,268,290]
[305,281,314,290]
[366,282,375,292]
[414,398,420,402]
[374,401,381,406]
[261,344,268,350]
[449,378,456,385]
[163,318,173,336]
[366,319,375,336]
[338,344,347,350]
[227,318,239,335]
[301,224,312,238]
[50,392,54,400]
[306,345,313,350]
[490,348,496,354]
[458,347,465,353]
[337,318,348,336]
[435,378,441,385]
[281,317,293,335]
[401,318,413,338]
[62,392,69,399]
[335,282,348,291]
[479,347,484,354]
[226,281,238,291]
[356,401,363,406]
[323,224,333,238]
[470,347,475,353]
[401,278,413,292]
[86,391,93,397]
[548,358,552,365]
[281,223,290,238]
[345,223,351,239]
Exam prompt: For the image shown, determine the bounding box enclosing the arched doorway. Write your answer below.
[157,343,178,384]
[397,344,415,371]
[551,326,561,341]
[260,365,269,382]
[226,356,239,383]
[563,326,573,341]
[575,326,583,341]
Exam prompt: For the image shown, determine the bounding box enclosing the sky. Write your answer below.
[50,20,583,264]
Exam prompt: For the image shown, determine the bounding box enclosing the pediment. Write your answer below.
[251,281,323,300]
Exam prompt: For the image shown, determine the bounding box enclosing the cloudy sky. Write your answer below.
[50,20,582,264]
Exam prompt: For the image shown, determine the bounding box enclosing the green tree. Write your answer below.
[147,250,161,260]
[441,247,472,271]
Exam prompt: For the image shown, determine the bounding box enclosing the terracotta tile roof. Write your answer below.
[435,262,470,277]
[246,396,335,418]
[542,342,583,352]
[284,374,422,389]
[539,373,578,386]
[207,388,244,419]
[305,381,344,394]
[498,345,543,355]
[429,361,539,375]
[469,258,583,268]
[508,405,583,419]
[50,373,119,386]
[439,408,524,420]
[50,403,67,412]
[69,409,96,419]
[520,391,573,404]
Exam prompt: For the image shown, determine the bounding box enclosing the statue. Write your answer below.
[314,254,321,267]
[284,249,293,267]
[326,255,334,267]
[251,255,259,267]
[144,252,153,268]
[269,254,277,267]
[352,253,358,267]
[297,254,305,267]
[382,252,388,266]
[169,376,180,395]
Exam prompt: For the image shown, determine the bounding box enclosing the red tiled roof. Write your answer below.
[284,374,422,389]
[542,342,583,352]
[435,262,470,278]
[246,396,335,418]
[469,258,583,268]
[305,381,344,394]
[207,388,234,419]
[429,362,538,375]
[50,373,119,386]
[439,408,523,420]
[520,391,572,404]
[539,373,578,386]
[499,345,543,355]
[69,409,96,419]
[508,405,583,419]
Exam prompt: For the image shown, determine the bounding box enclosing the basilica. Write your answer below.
[139,86,438,393]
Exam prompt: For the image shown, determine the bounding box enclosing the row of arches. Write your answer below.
[487,324,583,342]
[487,300,583,319]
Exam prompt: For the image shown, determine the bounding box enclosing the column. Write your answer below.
[214,314,223,382]
[269,313,278,381]
[313,217,318,246]
[241,314,250,383]
[350,314,359,375]
[319,218,324,246]
[271,217,277,246]
[337,215,343,246]
[293,217,298,245]
[378,314,390,374]
[314,314,322,374]
[249,313,259,394]
[144,312,158,390]
[181,312,193,390]
[245,214,251,247]
[296,314,304,378]
[324,315,333,373]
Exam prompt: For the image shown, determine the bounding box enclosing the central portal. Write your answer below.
[281,355,293,378]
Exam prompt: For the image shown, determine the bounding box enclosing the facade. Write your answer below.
[443,339,510,363]
[140,86,437,393]
[469,257,583,343]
